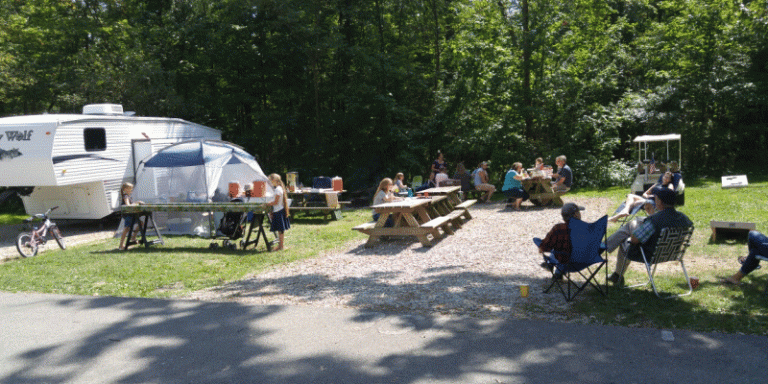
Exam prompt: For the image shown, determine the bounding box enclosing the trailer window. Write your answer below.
[84,128,106,151]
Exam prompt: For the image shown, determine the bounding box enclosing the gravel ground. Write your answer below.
[186,197,616,321]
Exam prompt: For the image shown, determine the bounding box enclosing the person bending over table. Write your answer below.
[502,162,530,210]
[606,187,692,286]
[536,202,585,267]
[472,161,496,203]
[609,171,674,223]
[552,155,572,193]
[372,178,403,227]
[720,230,768,286]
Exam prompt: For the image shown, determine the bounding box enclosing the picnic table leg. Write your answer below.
[391,212,404,227]
[403,214,432,246]
[427,204,441,219]
[255,214,272,252]
[365,213,391,247]
[124,214,137,248]
[436,200,452,216]
[146,213,164,246]
[242,213,271,251]
[447,193,461,206]
[138,214,148,246]
[414,207,432,224]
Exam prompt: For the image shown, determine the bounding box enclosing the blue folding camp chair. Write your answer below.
[536,216,609,302]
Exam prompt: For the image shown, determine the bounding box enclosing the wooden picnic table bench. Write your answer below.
[353,196,460,247]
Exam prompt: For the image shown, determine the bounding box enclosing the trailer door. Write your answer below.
[132,139,152,176]
[131,139,157,201]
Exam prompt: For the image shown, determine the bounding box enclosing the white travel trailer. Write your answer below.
[0,104,221,219]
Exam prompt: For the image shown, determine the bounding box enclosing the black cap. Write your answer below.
[652,187,676,206]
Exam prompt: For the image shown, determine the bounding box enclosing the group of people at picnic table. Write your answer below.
[396,152,573,207]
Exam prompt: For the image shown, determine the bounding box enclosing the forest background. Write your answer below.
[1,0,766,192]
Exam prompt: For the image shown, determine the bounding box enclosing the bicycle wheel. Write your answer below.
[16,233,38,258]
[51,226,67,250]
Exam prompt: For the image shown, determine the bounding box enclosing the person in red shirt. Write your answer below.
[536,203,584,266]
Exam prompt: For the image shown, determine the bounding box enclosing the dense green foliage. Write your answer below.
[1,0,766,190]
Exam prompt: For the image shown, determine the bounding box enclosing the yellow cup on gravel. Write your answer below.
[519,284,530,298]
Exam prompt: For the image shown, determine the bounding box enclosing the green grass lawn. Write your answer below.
[0,209,372,298]
[2,179,768,335]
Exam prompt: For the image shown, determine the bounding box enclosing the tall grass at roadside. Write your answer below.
[575,176,768,334]
[0,209,372,298]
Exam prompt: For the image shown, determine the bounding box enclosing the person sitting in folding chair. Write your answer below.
[607,187,692,286]
[605,198,657,256]
[534,203,609,301]
[536,203,584,271]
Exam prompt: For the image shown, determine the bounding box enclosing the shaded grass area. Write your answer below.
[575,176,768,334]
[0,209,371,298]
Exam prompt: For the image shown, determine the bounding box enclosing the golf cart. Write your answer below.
[630,134,685,205]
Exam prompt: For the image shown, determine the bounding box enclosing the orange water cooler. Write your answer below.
[228,182,242,198]
[332,176,343,191]
[252,180,267,197]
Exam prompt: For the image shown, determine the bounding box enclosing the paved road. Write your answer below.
[0,292,766,384]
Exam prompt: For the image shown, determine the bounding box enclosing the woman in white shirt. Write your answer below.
[372,178,403,226]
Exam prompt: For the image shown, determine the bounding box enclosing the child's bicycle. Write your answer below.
[16,206,67,258]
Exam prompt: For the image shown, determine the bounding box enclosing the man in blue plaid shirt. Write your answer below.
[608,187,692,286]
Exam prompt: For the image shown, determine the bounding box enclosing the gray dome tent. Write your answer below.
[133,140,273,235]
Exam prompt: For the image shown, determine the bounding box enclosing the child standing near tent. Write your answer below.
[267,173,291,251]
[118,182,144,250]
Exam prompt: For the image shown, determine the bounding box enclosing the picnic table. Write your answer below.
[522,177,565,207]
[353,193,476,247]
[418,186,462,205]
[287,188,345,220]
[121,202,272,251]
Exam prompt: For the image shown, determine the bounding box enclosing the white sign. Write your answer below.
[721,175,748,189]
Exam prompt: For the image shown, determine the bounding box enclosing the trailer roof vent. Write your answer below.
[83,104,124,115]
